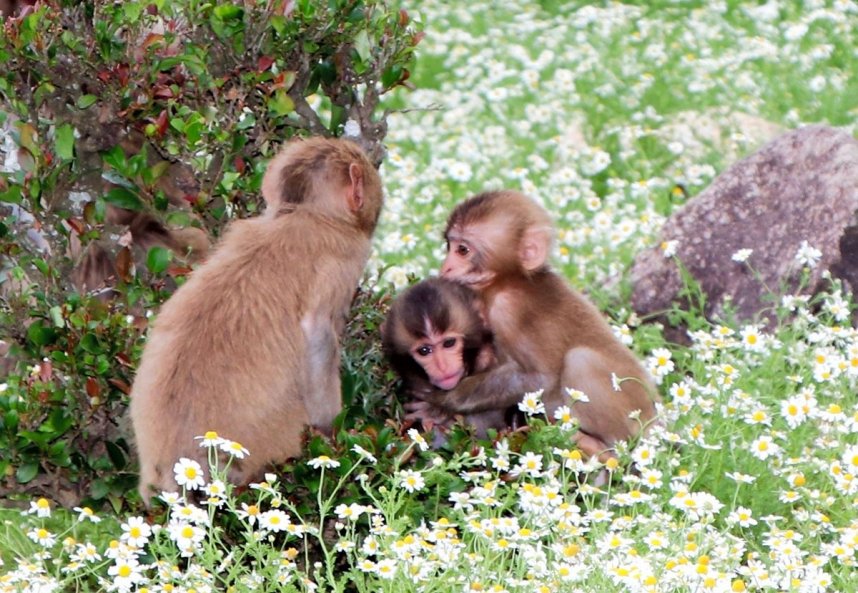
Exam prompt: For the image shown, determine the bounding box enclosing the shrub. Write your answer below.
[0,0,420,508]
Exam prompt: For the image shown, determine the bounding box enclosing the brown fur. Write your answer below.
[382,278,512,438]
[129,137,383,504]
[429,190,659,458]
[72,211,210,297]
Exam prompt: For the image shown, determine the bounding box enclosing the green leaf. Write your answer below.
[104,187,144,211]
[330,104,347,133]
[354,30,371,61]
[49,442,72,467]
[102,146,127,172]
[49,305,64,328]
[77,94,98,109]
[0,184,22,204]
[381,65,403,88]
[54,123,75,160]
[80,333,101,354]
[27,321,57,347]
[16,462,39,484]
[269,89,295,116]
[146,246,172,275]
[21,430,53,447]
[213,4,243,19]
[4,410,19,432]
[106,441,127,470]
[90,478,109,500]
[236,111,256,130]
[47,408,73,434]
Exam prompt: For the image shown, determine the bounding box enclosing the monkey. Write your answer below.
[382,277,522,438]
[129,137,384,504]
[409,190,659,460]
[72,209,210,297]
[0,0,34,17]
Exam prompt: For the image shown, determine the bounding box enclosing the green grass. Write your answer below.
[3,0,858,591]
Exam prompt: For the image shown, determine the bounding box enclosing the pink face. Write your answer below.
[440,239,474,281]
[410,330,466,390]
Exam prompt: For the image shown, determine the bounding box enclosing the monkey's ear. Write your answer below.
[347,163,365,212]
[519,227,550,271]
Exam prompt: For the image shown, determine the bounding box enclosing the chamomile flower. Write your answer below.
[731,248,753,263]
[27,527,56,547]
[727,507,757,528]
[397,470,426,493]
[565,388,590,403]
[408,428,430,451]
[120,516,152,548]
[553,405,577,429]
[749,435,781,461]
[519,389,546,415]
[27,498,52,518]
[308,455,340,469]
[220,439,250,459]
[260,509,292,533]
[74,506,102,523]
[795,240,822,268]
[196,431,225,448]
[173,458,206,490]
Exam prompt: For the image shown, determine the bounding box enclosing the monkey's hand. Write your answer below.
[404,399,453,429]
[420,361,551,415]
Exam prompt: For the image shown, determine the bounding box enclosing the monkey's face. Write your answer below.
[441,237,496,289]
[410,329,467,390]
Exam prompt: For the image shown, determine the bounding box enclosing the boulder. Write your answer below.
[631,125,858,327]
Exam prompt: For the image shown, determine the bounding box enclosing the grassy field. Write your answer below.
[4,1,858,591]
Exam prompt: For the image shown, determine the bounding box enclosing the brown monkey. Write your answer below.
[129,137,383,504]
[413,190,658,459]
[72,209,210,297]
[382,277,520,437]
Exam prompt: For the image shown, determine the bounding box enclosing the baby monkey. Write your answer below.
[382,278,519,437]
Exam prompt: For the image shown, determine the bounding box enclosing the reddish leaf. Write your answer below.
[167,264,193,278]
[154,109,169,137]
[66,217,84,235]
[142,33,165,50]
[108,378,132,395]
[115,352,133,368]
[399,9,409,26]
[115,64,130,87]
[97,69,112,83]
[38,360,52,383]
[153,85,174,99]
[257,55,274,72]
[412,31,426,46]
[85,377,100,398]
[116,247,133,282]
[233,156,246,174]
[37,391,50,404]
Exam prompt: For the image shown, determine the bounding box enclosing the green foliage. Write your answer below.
[0,0,420,507]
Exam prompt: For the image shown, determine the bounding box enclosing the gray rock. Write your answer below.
[631,125,858,328]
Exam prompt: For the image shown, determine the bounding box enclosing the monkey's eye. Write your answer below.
[455,244,470,257]
[442,337,458,349]
[415,345,432,357]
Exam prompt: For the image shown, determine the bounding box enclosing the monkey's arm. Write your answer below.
[414,361,551,415]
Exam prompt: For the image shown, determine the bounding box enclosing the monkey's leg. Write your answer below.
[561,346,645,451]
[301,315,342,432]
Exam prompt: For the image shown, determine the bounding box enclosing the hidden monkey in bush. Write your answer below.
[382,278,528,437]
[130,137,384,504]
[411,190,658,458]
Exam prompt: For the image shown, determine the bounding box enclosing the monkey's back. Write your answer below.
[130,211,371,498]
